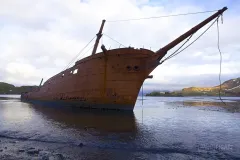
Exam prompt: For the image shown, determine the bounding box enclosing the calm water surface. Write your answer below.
[0,95,240,160]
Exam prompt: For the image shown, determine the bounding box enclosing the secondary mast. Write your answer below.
[92,19,106,55]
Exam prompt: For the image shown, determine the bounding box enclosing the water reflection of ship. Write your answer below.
[31,104,138,133]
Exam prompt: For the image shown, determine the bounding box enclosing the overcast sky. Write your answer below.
[0,0,239,90]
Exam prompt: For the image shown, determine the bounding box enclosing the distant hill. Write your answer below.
[0,82,37,94]
[221,78,240,93]
[146,77,240,97]
[182,77,240,96]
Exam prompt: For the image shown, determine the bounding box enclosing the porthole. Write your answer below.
[126,66,131,71]
[134,66,139,71]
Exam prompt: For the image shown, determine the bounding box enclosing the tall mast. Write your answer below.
[92,19,106,55]
[155,7,227,56]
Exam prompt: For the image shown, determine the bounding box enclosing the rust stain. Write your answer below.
[21,7,228,111]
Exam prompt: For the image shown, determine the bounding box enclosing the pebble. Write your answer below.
[27,149,40,155]
[18,149,25,152]
[55,153,64,160]
[0,149,3,152]
[41,155,50,160]
[10,141,17,144]
[49,153,65,160]
[78,143,84,147]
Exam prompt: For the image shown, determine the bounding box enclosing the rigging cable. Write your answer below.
[107,10,218,22]
[158,15,226,105]
[160,34,194,63]
[77,44,95,60]
[216,16,226,105]
[160,16,220,64]
[142,84,144,105]
[103,33,126,47]
[142,83,144,124]
[62,35,96,71]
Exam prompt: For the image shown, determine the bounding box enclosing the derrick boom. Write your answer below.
[155,7,227,59]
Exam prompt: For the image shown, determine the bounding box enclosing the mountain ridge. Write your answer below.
[146,77,240,97]
[0,82,37,94]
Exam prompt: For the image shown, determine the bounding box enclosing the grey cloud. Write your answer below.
[0,0,239,89]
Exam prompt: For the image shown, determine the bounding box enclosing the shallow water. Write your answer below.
[0,95,240,160]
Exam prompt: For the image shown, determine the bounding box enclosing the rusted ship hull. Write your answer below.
[21,7,227,111]
[21,48,157,111]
